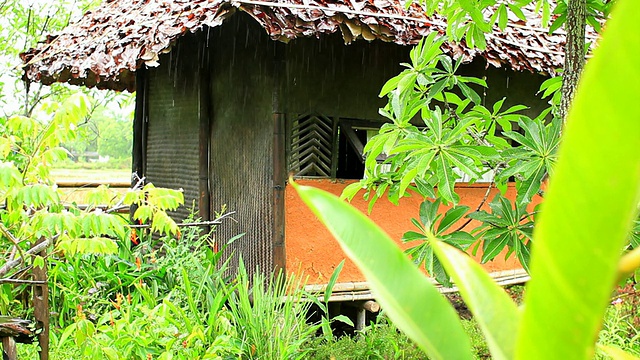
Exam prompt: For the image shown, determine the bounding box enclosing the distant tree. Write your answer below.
[98,118,133,159]
[0,0,134,164]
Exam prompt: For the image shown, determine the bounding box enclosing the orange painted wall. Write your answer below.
[285,178,540,284]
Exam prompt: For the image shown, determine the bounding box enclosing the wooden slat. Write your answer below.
[288,113,337,177]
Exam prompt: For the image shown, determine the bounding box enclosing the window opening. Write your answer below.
[287,113,382,180]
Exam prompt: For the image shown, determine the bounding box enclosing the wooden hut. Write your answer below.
[22,0,590,287]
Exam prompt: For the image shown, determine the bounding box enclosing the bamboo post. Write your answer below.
[362,300,380,313]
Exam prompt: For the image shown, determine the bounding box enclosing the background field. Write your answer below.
[51,168,131,204]
[51,168,131,183]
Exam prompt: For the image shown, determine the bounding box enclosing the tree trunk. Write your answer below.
[560,0,587,121]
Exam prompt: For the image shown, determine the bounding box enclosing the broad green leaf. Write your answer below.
[437,206,470,234]
[324,259,345,304]
[379,73,405,97]
[541,0,551,27]
[443,231,476,250]
[86,185,116,206]
[508,4,527,21]
[151,210,179,235]
[419,199,440,229]
[432,240,519,360]
[33,255,45,269]
[133,205,153,223]
[102,347,119,360]
[498,4,508,29]
[549,13,566,33]
[472,26,487,50]
[123,189,145,205]
[332,314,355,327]
[436,156,459,205]
[597,345,640,360]
[458,82,481,104]
[468,209,503,227]
[515,238,531,273]
[340,181,364,201]
[481,235,510,263]
[516,2,640,359]
[428,79,448,100]
[399,167,419,197]
[292,181,473,360]
[515,163,545,205]
[414,177,436,199]
[538,76,562,99]
[57,236,118,255]
[445,152,479,179]
[503,130,539,152]
[0,162,21,189]
[403,231,427,242]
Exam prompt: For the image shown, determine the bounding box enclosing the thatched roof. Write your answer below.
[21,0,596,92]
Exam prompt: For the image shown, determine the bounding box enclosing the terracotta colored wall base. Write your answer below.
[285,178,540,284]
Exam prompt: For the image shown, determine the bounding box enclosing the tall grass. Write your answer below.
[226,261,319,359]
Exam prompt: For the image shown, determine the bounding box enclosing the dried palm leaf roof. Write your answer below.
[20,0,598,92]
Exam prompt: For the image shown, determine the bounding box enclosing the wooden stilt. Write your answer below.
[32,238,49,360]
[2,336,17,360]
[355,307,366,333]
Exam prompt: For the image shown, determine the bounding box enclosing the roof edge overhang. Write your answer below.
[21,0,591,92]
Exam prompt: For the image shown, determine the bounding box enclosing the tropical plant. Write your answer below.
[0,76,182,359]
[56,217,244,359]
[0,95,183,271]
[341,31,556,281]
[294,0,640,358]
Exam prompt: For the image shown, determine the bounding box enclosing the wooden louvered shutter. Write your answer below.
[288,113,338,178]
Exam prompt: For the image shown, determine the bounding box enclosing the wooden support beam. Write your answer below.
[273,112,286,273]
[272,42,286,273]
[343,300,380,332]
[132,67,147,185]
[355,307,366,332]
[198,38,211,227]
[32,238,49,360]
[2,337,16,360]
[131,67,148,225]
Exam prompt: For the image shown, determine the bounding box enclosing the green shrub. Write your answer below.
[308,315,424,360]
[596,296,640,358]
